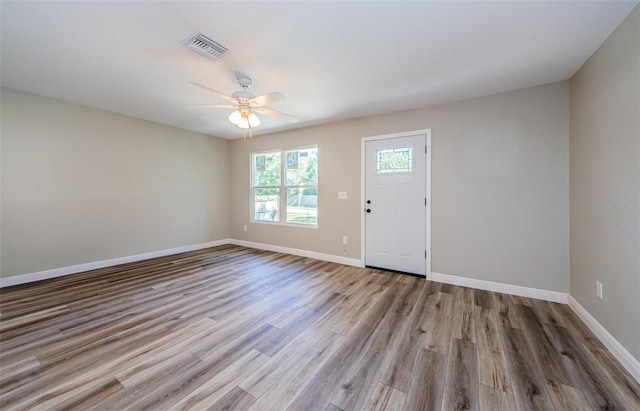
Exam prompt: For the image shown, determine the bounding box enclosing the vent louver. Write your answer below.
[182,31,228,60]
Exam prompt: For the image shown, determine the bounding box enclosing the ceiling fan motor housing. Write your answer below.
[231,90,254,102]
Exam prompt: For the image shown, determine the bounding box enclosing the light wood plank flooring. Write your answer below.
[1,245,638,410]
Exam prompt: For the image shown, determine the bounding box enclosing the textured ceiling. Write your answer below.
[1,1,637,139]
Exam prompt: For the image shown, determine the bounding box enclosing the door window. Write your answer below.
[376,147,413,174]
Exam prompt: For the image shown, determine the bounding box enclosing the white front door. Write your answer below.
[364,133,427,276]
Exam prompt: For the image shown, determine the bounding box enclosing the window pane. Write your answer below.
[286,187,317,225]
[254,188,280,222]
[376,147,413,174]
[286,147,318,186]
[253,152,281,187]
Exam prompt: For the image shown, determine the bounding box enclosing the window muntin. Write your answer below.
[376,146,413,174]
[251,146,318,226]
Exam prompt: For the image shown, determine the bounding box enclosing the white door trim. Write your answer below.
[360,129,432,279]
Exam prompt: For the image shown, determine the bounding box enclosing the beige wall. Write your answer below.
[231,82,570,292]
[2,83,571,294]
[1,88,230,278]
[570,5,640,359]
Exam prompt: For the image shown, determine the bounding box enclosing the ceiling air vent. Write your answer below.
[181,31,228,61]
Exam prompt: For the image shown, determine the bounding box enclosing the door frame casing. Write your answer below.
[360,129,432,279]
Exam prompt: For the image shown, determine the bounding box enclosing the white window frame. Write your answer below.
[250,145,318,228]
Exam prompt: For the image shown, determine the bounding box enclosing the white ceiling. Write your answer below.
[1,1,637,140]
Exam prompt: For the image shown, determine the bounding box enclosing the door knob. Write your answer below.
[366,208,371,213]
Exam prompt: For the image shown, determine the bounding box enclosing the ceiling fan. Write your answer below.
[190,76,298,138]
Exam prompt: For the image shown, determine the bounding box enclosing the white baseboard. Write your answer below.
[429,271,639,383]
[229,239,364,268]
[0,238,362,288]
[568,295,640,383]
[3,241,637,384]
[0,239,231,288]
[430,272,568,304]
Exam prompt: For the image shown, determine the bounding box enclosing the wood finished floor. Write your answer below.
[1,245,638,411]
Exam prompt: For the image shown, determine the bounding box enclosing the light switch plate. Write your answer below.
[338,192,348,200]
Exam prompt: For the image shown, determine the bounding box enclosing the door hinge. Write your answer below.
[425,250,427,259]
[425,198,427,206]
[425,145,427,154]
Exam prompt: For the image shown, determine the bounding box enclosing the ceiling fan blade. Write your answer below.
[190,82,236,103]
[254,107,299,123]
[188,104,237,109]
[250,92,286,107]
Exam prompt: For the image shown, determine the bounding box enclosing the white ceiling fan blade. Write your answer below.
[250,92,286,107]
[254,107,299,123]
[190,82,236,103]
[188,104,237,109]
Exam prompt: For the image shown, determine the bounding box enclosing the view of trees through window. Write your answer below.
[252,146,318,225]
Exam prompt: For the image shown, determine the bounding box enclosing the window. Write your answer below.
[376,146,413,174]
[251,146,318,226]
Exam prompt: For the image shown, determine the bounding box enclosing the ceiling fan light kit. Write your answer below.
[189,75,298,139]
[228,110,260,128]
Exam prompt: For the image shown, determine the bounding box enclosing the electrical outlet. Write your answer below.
[243,225,248,232]
[342,236,348,245]
[596,281,603,299]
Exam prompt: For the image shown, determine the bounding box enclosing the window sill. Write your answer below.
[251,220,318,229]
